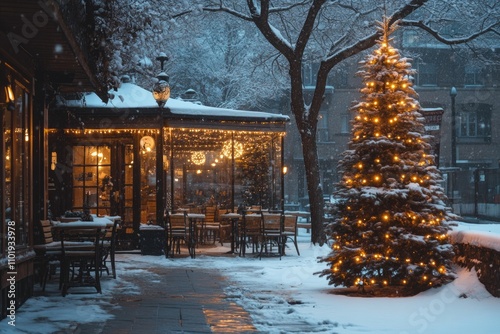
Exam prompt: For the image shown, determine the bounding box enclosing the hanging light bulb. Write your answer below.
[51,152,57,170]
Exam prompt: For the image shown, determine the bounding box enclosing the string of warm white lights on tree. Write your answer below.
[319,18,455,295]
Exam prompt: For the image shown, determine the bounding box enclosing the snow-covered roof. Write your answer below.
[61,82,289,122]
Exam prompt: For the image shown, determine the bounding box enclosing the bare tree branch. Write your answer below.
[267,0,311,14]
[196,0,311,21]
[323,0,430,69]
[400,20,500,44]
[202,4,253,21]
[311,0,432,139]
[295,0,327,58]
[388,0,429,24]
[246,0,296,61]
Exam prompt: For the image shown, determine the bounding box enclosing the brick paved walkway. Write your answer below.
[76,266,257,333]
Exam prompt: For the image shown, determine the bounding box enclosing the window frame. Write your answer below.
[457,103,492,143]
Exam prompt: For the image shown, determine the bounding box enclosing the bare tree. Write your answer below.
[195,0,499,245]
[167,16,287,109]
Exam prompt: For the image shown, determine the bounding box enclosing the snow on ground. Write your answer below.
[2,220,500,333]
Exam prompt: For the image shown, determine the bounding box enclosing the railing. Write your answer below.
[441,168,500,221]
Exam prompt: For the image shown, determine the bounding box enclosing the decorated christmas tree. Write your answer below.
[319,19,455,295]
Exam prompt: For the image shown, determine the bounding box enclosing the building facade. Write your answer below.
[0,1,110,318]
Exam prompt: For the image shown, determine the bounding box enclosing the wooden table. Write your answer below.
[53,221,108,296]
[54,218,114,228]
[101,215,121,223]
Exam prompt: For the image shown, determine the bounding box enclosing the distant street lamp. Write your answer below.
[450,87,457,167]
[152,53,170,108]
[281,136,286,212]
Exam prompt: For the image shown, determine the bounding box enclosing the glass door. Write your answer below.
[72,145,112,215]
[139,136,157,224]
[122,144,134,225]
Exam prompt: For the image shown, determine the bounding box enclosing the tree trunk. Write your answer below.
[298,129,325,245]
[288,60,326,246]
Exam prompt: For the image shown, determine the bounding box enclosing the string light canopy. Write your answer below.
[152,53,170,108]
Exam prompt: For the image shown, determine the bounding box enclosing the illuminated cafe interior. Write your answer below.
[49,81,289,246]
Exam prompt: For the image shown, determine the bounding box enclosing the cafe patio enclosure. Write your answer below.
[49,83,289,246]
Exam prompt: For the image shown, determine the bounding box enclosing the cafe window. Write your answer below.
[3,77,31,247]
[166,128,283,212]
[72,145,112,215]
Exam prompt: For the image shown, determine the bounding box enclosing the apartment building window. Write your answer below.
[458,103,492,142]
[317,113,329,142]
[303,62,318,87]
[464,64,483,87]
[340,114,350,134]
[416,62,437,86]
[303,63,313,86]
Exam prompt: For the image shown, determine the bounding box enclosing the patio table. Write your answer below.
[53,221,108,296]
[220,213,241,254]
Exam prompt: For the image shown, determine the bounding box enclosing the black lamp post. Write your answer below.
[450,87,457,167]
[281,136,286,213]
[152,53,170,108]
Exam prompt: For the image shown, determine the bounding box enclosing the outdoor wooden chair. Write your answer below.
[100,218,120,279]
[240,214,262,256]
[203,206,220,244]
[166,212,195,258]
[33,220,61,291]
[282,215,300,256]
[259,212,284,259]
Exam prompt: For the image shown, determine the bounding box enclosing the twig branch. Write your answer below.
[400,20,500,44]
